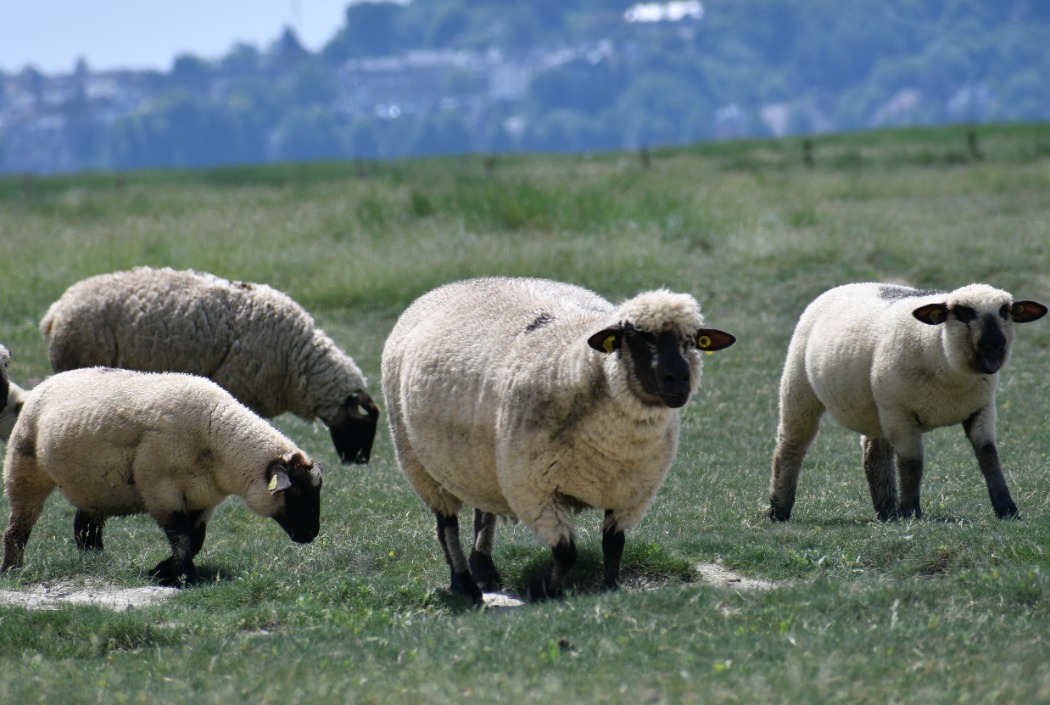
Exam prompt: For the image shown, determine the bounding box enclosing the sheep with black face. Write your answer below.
[769,282,1046,522]
[382,277,735,603]
[2,368,323,586]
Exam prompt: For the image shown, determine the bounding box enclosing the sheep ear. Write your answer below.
[695,328,736,352]
[587,328,622,354]
[266,464,293,495]
[1010,300,1048,323]
[913,303,949,326]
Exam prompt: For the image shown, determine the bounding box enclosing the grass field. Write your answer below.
[1,123,1049,704]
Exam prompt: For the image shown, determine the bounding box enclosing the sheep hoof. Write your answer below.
[528,577,562,602]
[150,558,200,588]
[996,503,1020,520]
[469,552,502,592]
[768,502,791,522]
[449,570,483,606]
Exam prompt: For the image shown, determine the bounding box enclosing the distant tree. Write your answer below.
[272,27,311,68]
[285,62,340,107]
[170,54,212,95]
[272,106,348,162]
[429,5,470,47]
[221,43,264,76]
[323,2,406,60]
[109,89,239,169]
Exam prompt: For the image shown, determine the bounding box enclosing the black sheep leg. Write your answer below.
[602,510,625,590]
[73,509,106,551]
[529,539,577,601]
[151,510,204,587]
[468,509,501,592]
[435,511,483,605]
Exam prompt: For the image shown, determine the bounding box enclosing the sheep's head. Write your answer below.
[324,390,380,464]
[587,291,735,408]
[265,452,323,543]
[912,284,1047,375]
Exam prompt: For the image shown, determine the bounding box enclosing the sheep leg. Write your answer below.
[529,539,577,601]
[602,509,625,590]
[861,436,900,520]
[1,461,56,572]
[151,510,204,587]
[963,412,1019,519]
[769,383,824,521]
[895,455,924,519]
[73,509,106,551]
[434,511,483,605]
[468,509,501,592]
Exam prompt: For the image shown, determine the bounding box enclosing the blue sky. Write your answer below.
[1,1,353,74]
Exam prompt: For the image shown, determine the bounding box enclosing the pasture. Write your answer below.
[1,124,1049,704]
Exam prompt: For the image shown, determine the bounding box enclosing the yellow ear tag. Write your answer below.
[268,475,279,492]
[697,335,712,349]
[1014,303,1026,316]
[930,309,943,324]
[603,335,616,353]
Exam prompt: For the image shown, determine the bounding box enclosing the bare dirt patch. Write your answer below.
[0,582,176,611]
[694,560,777,591]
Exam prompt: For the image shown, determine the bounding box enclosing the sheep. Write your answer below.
[381,277,736,603]
[1,367,323,586]
[39,267,378,465]
[768,282,1047,522]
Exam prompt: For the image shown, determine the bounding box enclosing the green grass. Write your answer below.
[1,123,1050,704]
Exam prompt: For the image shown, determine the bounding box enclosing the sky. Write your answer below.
[0,1,354,75]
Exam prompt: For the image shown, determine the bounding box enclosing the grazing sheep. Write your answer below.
[382,277,736,603]
[769,282,1047,522]
[39,267,379,465]
[1,367,323,586]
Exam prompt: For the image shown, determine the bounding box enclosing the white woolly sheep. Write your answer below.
[1,367,323,586]
[39,267,378,464]
[769,282,1047,522]
[381,277,735,602]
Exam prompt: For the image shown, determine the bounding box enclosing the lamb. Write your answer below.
[1,367,323,586]
[381,277,736,603]
[39,267,379,465]
[769,282,1047,522]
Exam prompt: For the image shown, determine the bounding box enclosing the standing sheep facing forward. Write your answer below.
[382,277,735,603]
[2,368,323,586]
[769,283,1046,522]
[40,267,378,465]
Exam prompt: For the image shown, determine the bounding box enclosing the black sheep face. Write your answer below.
[267,454,323,543]
[328,390,380,464]
[587,323,736,408]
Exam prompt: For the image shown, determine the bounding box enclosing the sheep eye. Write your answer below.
[952,306,976,324]
[999,304,1010,320]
